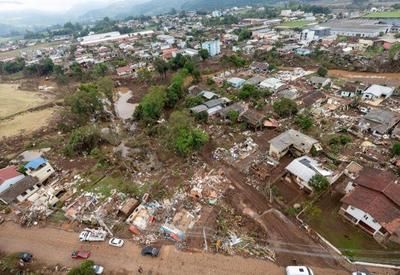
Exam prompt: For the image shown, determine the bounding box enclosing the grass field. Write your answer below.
[363,10,400,18]
[276,20,313,29]
[0,83,51,119]
[0,107,57,139]
[0,41,65,58]
[303,192,400,264]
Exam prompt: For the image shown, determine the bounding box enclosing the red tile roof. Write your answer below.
[341,168,400,233]
[0,166,23,185]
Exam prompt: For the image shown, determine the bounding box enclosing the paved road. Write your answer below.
[0,222,351,275]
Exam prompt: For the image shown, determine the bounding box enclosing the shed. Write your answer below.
[118,197,140,217]
[239,109,265,130]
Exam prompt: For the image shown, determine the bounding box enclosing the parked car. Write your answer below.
[93,264,104,274]
[286,266,314,275]
[141,246,159,257]
[18,252,33,262]
[71,250,91,259]
[108,237,124,247]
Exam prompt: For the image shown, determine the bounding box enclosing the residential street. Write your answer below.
[0,221,352,275]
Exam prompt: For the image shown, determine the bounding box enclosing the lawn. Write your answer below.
[0,107,57,139]
[276,20,313,29]
[0,83,51,119]
[302,192,400,264]
[363,10,400,18]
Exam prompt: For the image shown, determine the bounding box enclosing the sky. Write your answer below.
[0,0,115,12]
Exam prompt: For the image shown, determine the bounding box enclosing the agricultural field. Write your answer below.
[363,10,400,18]
[0,41,65,59]
[0,83,53,119]
[0,107,57,139]
[276,20,314,29]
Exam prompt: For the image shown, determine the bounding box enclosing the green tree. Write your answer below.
[238,28,252,41]
[238,84,261,100]
[154,58,169,78]
[134,86,166,123]
[90,63,108,79]
[68,260,95,275]
[392,143,400,156]
[309,174,329,192]
[64,126,101,157]
[273,98,298,117]
[185,95,203,108]
[2,57,25,74]
[38,57,54,75]
[167,111,209,156]
[97,76,114,101]
[317,66,328,77]
[227,110,239,123]
[199,48,209,60]
[66,83,103,123]
[70,62,83,80]
[295,115,313,130]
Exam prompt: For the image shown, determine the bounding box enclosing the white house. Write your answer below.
[259,77,284,91]
[201,40,221,57]
[340,168,400,243]
[227,77,246,88]
[24,157,55,184]
[362,84,394,101]
[285,156,334,192]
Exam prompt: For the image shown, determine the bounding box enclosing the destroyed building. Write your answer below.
[268,129,322,160]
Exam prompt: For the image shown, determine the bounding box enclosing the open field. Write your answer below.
[303,192,400,265]
[363,10,400,18]
[0,107,57,139]
[0,41,65,59]
[0,83,53,119]
[276,20,314,29]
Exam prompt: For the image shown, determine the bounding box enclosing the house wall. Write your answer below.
[342,205,383,234]
[269,144,288,160]
[26,163,55,184]
[16,184,40,202]
[0,175,25,194]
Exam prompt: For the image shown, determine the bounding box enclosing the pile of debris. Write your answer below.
[229,138,258,160]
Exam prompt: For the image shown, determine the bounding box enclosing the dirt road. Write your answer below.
[328,70,400,87]
[0,222,352,275]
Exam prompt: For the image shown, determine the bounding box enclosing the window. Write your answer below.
[47,169,51,173]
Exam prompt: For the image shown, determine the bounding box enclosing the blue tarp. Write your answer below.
[24,157,47,170]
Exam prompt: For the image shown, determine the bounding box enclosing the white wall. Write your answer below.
[345,205,382,234]
[26,163,55,184]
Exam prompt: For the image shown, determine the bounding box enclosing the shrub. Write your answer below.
[392,143,400,156]
[64,126,101,157]
[309,174,329,192]
[273,98,298,117]
[295,115,313,130]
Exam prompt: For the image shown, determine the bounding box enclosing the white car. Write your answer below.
[93,264,104,274]
[108,237,124,247]
[286,266,314,275]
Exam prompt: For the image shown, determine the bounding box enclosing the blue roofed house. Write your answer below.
[25,157,55,184]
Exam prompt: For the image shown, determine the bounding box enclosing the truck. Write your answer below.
[79,228,107,242]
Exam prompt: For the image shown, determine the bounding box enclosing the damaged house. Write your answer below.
[24,157,55,184]
[362,84,394,102]
[0,176,40,205]
[268,129,322,160]
[339,168,400,244]
[357,108,400,136]
[285,156,335,192]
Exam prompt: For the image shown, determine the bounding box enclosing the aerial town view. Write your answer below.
[1,0,400,274]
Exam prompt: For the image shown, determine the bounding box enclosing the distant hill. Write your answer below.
[182,0,276,11]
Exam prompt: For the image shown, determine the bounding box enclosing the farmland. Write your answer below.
[0,107,57,139]
[276,20,314,29]
[0,41,65,59]
[0,83,53,119]
[363,10,400,18]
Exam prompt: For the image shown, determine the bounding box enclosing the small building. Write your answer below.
[245,76,265,86]
[309,76,331,88]
[362,84,394,101]
[239,109,265,130]
[358,108,400,136]
[24,157,55,184]
[218,103,246,119]
[285,156,334,192]
[118,197,140,217]
[198,91,218,100]
[201,39,221,57]
[0,176,40,204]
[259,77,284,91]
[250,61,269,73]
[339,168,400,244]
[227,77,246,88]
[116,65,133,77]
[0,166,25,194]
[268,129,322,159]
